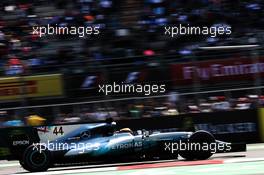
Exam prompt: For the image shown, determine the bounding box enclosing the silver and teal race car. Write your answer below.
[0,121,246,172]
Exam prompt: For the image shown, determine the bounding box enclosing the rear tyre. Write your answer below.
[179,131,215,160]
[179,149,194,160]
[20,145,51,172]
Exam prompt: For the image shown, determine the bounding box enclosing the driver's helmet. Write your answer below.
[119,128,133,134]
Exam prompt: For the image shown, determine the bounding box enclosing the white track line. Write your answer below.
[224,157,264,163]
[0,163,19,168]
[15,167,117,175]
[247,144,264,150]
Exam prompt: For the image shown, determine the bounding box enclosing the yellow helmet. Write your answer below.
[27,115,46,126]
[119,128,132,134]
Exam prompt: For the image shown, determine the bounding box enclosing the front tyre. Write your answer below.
[179,131,215,160]
[20,145,51,172]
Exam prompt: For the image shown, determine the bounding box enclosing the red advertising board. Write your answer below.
[170,57,264,85]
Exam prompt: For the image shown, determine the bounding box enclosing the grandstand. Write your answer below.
[0,0,264,127]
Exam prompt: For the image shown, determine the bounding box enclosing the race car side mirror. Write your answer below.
[137,130,142,135]
[111,122,117,127]
[110,122,117,131]
[145,131,150,137]
[105,122,117,136]
[142,130,150,138]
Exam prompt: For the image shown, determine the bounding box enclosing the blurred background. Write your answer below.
[0,0,264,127]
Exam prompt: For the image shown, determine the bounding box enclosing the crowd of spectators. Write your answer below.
[1,92,263,127]
[77,93,263,121]
[1,0,264,127]
[0,0,263,76]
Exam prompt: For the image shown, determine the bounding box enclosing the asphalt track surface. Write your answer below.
[1,144,264,175]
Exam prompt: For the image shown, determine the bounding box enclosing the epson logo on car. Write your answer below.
[13,140,30,146]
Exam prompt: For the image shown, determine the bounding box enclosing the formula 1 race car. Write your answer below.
[0,121,246,172]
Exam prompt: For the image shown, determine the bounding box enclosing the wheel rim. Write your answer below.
[29,150,47,167]
[190,132,215,159]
